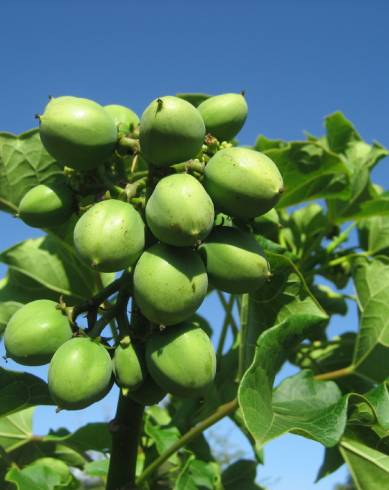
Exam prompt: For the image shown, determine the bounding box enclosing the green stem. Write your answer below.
[106,392,144,490]
[326,222,357,254]
[97,165,126,198]
[314,365,353,381]
[0,197,18,215]
[137,398,238,486]
[237,293,249,381]
[115,271,132,337]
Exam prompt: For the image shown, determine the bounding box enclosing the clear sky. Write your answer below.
[1,1,388,488]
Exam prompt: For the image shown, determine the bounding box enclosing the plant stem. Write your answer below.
[106,392,144,490]
[216,294,236,356]
[137,398,238,486]
[237,293,249,381]
[216,291,238,335]
[314,365,353,381]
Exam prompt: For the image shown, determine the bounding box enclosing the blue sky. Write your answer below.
[1,1,388,488]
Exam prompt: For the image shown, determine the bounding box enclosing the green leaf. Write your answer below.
[316,446,344,482]
[240,369,348,447]
[261,140,349,208]
[340,428,389,490]
[175,457,221,490]
[5,464,64,490]
[0,408,34,453]
[144,417,181,463]
[358,214,389,255]
[44,423,111,453]
[0,129,63,214]
[221,459,265,489]
[312,284,348,317]
[325,112,361,154]
[352,257,389,383]
[0,234,106,302]
[0,368,52,417]
[84,458,109,477]
[0,300,21,335]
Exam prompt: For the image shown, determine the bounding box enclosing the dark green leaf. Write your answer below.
[44,423,111,453]
[176,93,211,107]
[316,446,344,482]
[358,214,389,255]
[144,417,181,463]
[222,459,265,489]
[0,368,52,417]
[312,284,348,316]
[0,129,63,214]
[175,457,221,490]
[325,112,360,154]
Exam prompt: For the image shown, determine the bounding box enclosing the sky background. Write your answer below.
[1,1,389,488]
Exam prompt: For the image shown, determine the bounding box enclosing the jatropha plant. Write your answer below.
[0,91,388,490]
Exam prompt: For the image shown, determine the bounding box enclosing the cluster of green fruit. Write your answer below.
[5,92,283,409]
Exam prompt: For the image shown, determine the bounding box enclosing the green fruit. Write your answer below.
[18,183,74,228]
[146,322,216,397]
[48,337,112,410]
[199,226,270,294]
[73,199,145,272]
[133,243,208,325]
[32,458,70,484]
[251,208,280,241]
[4,300,72,366]
[113,339,146,391]
[39,96,117,171]
[127,376,166,406]
[140,96,205,167]
[204,147,283,219]
[146,174,214,246]
[197,93,248,141]
[104,104,139,133]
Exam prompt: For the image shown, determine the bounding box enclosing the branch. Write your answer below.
[314,365,354,381]
[137,398,238,485]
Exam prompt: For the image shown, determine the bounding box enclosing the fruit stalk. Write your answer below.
[106,391,144,490]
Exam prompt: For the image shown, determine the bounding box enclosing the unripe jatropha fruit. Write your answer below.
[133,243,208,325]
[199,226,270,294]
[146,322,216,397]
[140,96,205,167]
[113,339,146,391]
[197,93,248,141]
[18,183,74,228]
[104,104,140,133]
[127,376,166,406]
[39,96,117,171]
[73,199,145,272]
[146,173,214,246]
[204,147,284,219]
[4,300,72,366]
[48,337,112,410]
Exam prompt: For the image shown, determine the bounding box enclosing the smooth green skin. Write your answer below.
[127,376,166,406]
[18,184,74,228]
[197,93,248,141]
[104,104,139,133]
[73,199,145,272]
[146,323,216,398]
[146,174,214,247]
[48,337,113,410]
[32,458,70,483]
[140,96,205,167]
[39,96,117,171]
[113,341,146,391]
[133,243,208,325]
[4,300,72,366]
[199,226,270,294]
[252,208,280,241]
[204,147,284,219]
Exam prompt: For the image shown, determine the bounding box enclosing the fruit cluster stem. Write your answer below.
[106,392,144,490]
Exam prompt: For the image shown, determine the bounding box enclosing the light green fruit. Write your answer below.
[127,376,166,406]
[39,96,117,171]
[251,208,280,241]
[197,93,248,141]
[199,226,270,294]
[48,337,113,410]
[204,147,283,219]
[140,96,205,167]
[32,458,70,484]
[146,173,214,246]
[113,339,146,391]
[146,322,216,397]
[104,104,139,133]
[4,300,72,366]
[73,199,145,272]
[133,243,208,325]
[18,183,74,228]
